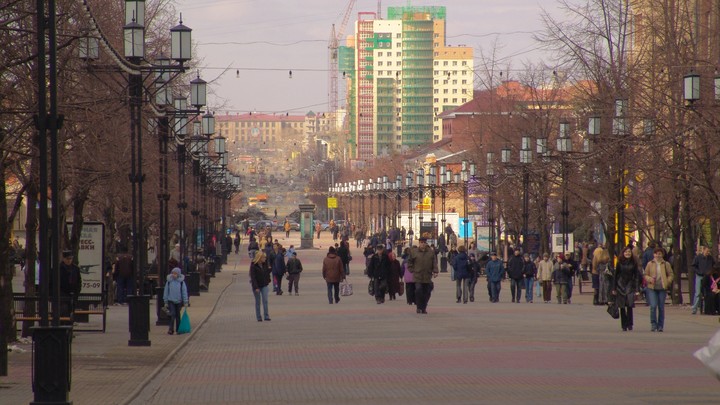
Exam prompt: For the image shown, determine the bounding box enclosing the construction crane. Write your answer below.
[328,0,356,132]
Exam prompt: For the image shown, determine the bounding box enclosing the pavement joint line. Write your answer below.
[119,264,238,405]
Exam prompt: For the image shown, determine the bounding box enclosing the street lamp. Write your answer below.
[502,136,533,253]
[486,152,496,254]
[557,122,572,253]
[416,168,425,239]
[406,171,414,245]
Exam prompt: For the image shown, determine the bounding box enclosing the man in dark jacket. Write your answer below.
[407,237,438,313]
[286,252,303,295]
[507,249,525,303]
[271,245,285,295]
[368,244,391,304]
[453,246,471,304]
[322,246,345,304]
[485,252,504,303]
[691,246,715,314]
[54,250,82,321]
[337,240,351,276]
[114,250,134,305]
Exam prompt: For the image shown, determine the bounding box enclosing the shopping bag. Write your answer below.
[606,302,619,319]
[398,281,405,296]
[341,279,353,296]
[368,279,375,296]
[178,308,191,334]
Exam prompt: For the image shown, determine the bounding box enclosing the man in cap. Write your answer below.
[485,251,504,303]
[407,236,438,314]
[368,244,391,304]
[55,250,82,321]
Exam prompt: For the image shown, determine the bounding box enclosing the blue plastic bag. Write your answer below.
[178,308,191,334]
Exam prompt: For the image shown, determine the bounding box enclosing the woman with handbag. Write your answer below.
[611,247,641,331]
[644,248,674,332]
[402,248,415,305]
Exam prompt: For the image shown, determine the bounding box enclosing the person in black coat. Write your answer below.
[506,249,525,303]
[368,245,391,304]
[612,247,642,331]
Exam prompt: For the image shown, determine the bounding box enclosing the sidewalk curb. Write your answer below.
[120,266,237,405]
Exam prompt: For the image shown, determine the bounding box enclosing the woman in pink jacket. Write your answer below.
[402,248,415,305]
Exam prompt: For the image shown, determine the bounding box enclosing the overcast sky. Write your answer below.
[175,0,572,115]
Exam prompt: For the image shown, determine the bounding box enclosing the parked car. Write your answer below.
[254,220,277,231]
[286,220,300,231]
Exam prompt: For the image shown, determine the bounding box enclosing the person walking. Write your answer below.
[523,253,537,303]
[507,249,524,303]
[468,253,481,303]
[691,246,715,314]
[249,251,271,322]
[286,252,303,295]
[537,253,553,303]
[114,250,134,306]
[612,247,642,331]
[407,237,438,314]
[593,246,612,305]
[247,238,259,260]
[337,240,351,276]
[234,230,241,254]
[402,248,415,305]
[164,267,189,334]
[452,245,471,304]
[387,251,403,301]
[644,248,674,332]
[368,244,391,304]
[322,246,345,304]
[485,252,504,303]
[271,244,286,295]
[552,254,573,304]
[284,219,291,239]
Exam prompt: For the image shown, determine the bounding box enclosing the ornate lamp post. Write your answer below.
[406,171,414,245]
[416,168,425,239]
[486,152,496,254]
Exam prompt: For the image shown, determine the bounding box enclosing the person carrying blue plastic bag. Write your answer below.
[164,267,189,335]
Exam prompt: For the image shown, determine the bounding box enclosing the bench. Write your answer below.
[12,293,106,333]
[74,293,107,332]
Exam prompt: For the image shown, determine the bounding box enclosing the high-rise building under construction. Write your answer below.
[341,6,473,160]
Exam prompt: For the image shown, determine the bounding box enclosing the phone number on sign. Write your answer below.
[82,282,101,290]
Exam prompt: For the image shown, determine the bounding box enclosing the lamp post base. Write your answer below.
[127,295,151,347]
[31,326,73,404]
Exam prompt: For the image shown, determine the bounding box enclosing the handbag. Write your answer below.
[607,302,619,319]
[368,279,375,296]
[398,281,405,296]
[341,279,353,296]
[178,308,191,334]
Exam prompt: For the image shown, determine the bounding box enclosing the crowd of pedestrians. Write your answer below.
[229,217,720,334]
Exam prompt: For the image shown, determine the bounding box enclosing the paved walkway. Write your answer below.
[3,233,720,404]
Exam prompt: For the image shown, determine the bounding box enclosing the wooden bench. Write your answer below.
[13,293,107,333]
[74,293,107,332]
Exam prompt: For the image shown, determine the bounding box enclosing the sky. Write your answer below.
[175,0,573,116]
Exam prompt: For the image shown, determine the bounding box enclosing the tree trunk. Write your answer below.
[22,174,39,338]
[0,157,15,348]
[68,186,90,256]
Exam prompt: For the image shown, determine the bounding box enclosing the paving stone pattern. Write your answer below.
[2,233,719,404]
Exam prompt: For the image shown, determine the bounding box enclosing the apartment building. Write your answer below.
[345,6,473,160]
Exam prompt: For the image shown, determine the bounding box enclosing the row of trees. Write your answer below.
[331,0,720,306]
[1,0,218,345]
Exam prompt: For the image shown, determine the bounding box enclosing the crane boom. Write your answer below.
[328,0,356,133]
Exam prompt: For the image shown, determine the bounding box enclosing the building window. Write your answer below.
[462,80,467,84]
[378,61,383,66]
[443,89,448,94]
[443,98,448,103]
[443,61,448,66]
[434,61,439,66]
[453,61,458,66]
[452,89,458,94]
[462,98,467,103]
[462,61,467,66]
[396,33,401,38]
[434,126,439,131]
[434,98,439,102]
[453,80,457,85]
[396,61,401,66]
[434,89,438,94]
[452,98,457,103]
[396,52,401,57]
